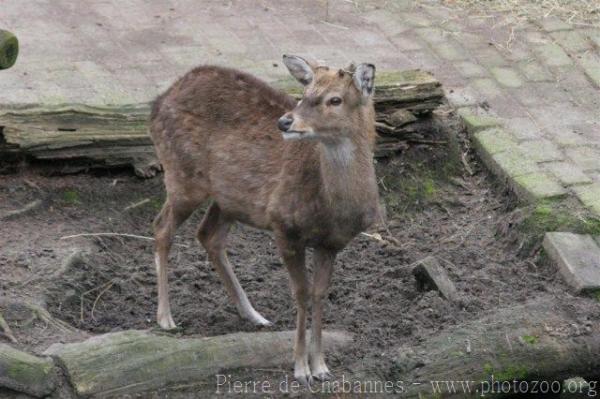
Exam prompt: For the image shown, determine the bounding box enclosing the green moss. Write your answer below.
[482,363,529,382]
[149,198,164,211]
[63,189,80,205]
[483,363,494,375]
[521,335,538,345]
[457,107,501,133]
[495,365,529,381]
[523,200,600,234]
[516,199,600,252]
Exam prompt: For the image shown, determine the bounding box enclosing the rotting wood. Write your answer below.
[0,343,57,398]
[390,298,600,398]
[44,329,352,397]
[0,70,444,176]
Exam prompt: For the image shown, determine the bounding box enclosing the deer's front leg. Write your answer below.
[277,236,311,385]
[310,248,336,381]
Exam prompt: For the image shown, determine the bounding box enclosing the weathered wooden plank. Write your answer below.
[0,70,443,176]
[44,329,352,397]
[0,343,57,397]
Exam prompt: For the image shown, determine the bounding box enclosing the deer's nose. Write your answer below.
[278,115,293,132]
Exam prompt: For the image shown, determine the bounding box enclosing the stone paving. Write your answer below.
[0,0,599,217]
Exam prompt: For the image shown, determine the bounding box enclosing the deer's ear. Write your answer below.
[353,63,376,97]
[283,54,314,86]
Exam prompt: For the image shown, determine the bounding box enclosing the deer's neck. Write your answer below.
[318,135,377,211]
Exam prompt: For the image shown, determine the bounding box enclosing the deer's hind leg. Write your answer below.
[197,202,272,326]
[153,196,202,329]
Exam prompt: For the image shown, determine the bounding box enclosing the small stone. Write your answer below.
[565,146,600,171]
[473,128,518,155]
[457,107,502,133]
[543,232,600,294]
[491,67,523,88]
[513,173,568,201]
[433,42,467,61]
[539,17,571,32]
[518,61,553,82]
[412,256,461,303]
[578,52,600,88]
[534,43,573,66]
[544,162,592,186]
[454,61,487,78]
[518,139,563,162]
[504,117,542,141]
[472,78,503,99]
[551,30,592,53]
[490,151,540,178]
[572,183,600,217]
[415,27,446,43]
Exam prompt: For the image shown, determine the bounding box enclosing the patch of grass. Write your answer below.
[521,335,538,345]
[442,0,600,27]
[149,198,164,211]
[516,199,600,252]
[62,189,80,205]
[482,362,529,382]
[377,135,463,215]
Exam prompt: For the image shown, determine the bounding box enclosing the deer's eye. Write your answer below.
[328,97,342,106]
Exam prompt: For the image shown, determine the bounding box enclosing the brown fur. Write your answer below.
[150,62,380,383]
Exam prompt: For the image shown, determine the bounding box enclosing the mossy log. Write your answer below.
[0,343,57,397]
[44,329,352,397]
[391,298,600,398]
[0,70,443,176]
[0,30,18,70]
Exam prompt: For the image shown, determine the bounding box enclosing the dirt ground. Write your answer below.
[1,110,599,398]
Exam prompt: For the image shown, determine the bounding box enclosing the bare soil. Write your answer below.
[1,110,598,398]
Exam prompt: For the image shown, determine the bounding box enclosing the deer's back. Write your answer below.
[150,65,304,227]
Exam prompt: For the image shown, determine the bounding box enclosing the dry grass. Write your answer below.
[443,0,600,26]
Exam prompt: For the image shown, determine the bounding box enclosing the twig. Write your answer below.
[60,232,189,248]
[320,20,349,30]
[123,198,151,211]
[461,151,474,176]
[61,232,155,241]
[0,199,43,220]
[91,280,116,321]
[0,312,17,343]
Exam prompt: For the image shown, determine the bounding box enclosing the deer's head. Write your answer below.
[278,55,376,144]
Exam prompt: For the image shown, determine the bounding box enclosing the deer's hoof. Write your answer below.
[313,369,334,381]
[295,373,314,387]
[246,309,272,327]
[157,314,177,330]
[294,360,313,386]
[254,317,273,327]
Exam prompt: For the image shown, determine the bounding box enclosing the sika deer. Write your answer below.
[150,55,380,384]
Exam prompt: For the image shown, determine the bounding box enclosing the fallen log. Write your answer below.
[0,343,57,398]
[44,329,352,397]
[390,298,600,398]
[0,30,18,70]
[0,70,444,176]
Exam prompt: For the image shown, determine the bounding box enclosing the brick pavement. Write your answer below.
[1,0,599,217]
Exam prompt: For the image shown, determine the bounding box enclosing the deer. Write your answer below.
[149,54,380,385]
